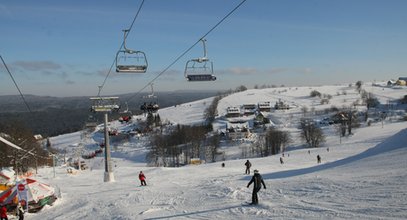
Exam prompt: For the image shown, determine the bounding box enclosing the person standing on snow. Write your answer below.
[16,203,24,220]
[0,205,7,220]
[139,171,147,186]
[244,160,252,174]
[247,169,266,205]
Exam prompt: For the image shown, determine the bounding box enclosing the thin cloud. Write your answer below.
[300,68,313,74]
[41,70,68,79]
[96,69,113,77]
[217,67,259,75]
[61,71,68,79]
[265,68,289,75]
[13,61,61,71]
[155,69,182,81]
[290,67,313,75]
[230,67,258,75]
[6,4,116,18]
[215,67,313,76]
[65,80,75,85]
[75,70,94,76]
[264,67,313,75]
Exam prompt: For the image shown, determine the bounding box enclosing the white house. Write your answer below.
[226,107,241,118]
[258,101,272,112]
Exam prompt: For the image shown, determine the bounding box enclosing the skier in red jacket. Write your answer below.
[0,205,8,220]
[139,171,147,186]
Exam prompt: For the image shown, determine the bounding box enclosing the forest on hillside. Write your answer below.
[0,90,218,137]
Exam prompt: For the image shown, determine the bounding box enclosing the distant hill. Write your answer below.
[0,90,219,136]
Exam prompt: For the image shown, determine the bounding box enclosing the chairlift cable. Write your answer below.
[97,0,146,97]
[0,55,32,113]
[125,0,247,103]
[0,136,50,159]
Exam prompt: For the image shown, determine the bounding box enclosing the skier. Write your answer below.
[280,157,284,164]
[16,203,24,220]
[317,155,321,163]
[0,204,7,220]
[139,171,147,186]
[244,160,252,174]
[221,162,225,168]
[247,169,266,205]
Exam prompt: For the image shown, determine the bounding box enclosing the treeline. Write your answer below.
[0,91,219,137]
[204,96,221,123]
[0,108,97,137]
[146,124,220,167]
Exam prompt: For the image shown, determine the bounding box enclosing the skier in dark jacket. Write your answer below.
[247,169,266,205]
[16,203,24,220]
[244,160,252,174]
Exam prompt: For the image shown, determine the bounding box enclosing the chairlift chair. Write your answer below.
[140,83,159,113]
[142,83,157,99]
[119,102,132,114]
[143,102,159,113]
[115,29,148,73]
[119,102,132,123]
[140,102,159,113]
[184,39,216,81]
[85,114,98,128]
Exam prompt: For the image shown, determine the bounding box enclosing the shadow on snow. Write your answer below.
[249,128,407,180]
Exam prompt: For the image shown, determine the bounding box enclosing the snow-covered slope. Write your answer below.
[27,83,407,219]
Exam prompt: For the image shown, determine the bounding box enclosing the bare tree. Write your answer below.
[335,122,347,144]
[264,128,291,155]
[345,110,360,135]
[301,106,308,117]
[235,85,248,92]
[206,133,220,162]
[356,80,363,94]
[148,124,212,167]
[146,134,166,166]
[299,119,326,148]
[310,90,321,98]
[366,94,380,110]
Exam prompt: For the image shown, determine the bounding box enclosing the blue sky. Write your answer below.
[1,0,406,97]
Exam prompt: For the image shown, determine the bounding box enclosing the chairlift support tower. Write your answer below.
[90,96,120,182]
